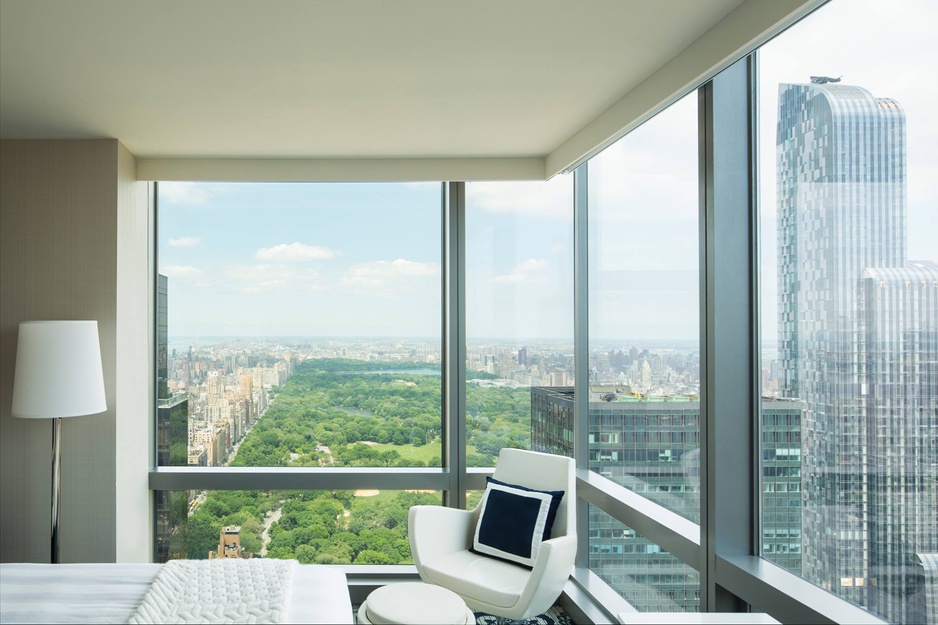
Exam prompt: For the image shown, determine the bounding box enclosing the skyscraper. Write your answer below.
[777,80,938,623]
[155,274,190,562]
[531,387,803,612]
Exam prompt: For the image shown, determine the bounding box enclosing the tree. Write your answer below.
[240,530,262,555]
[354,550,393,565]
[187,514,219,559]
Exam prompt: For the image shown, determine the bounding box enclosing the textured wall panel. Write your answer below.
[0,139,119,563]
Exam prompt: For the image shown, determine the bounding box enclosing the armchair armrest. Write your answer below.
[408,506,476,573]
[515,534,578,618]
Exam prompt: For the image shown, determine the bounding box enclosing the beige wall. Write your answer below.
[115,142,153,562]
[0,139,148,563]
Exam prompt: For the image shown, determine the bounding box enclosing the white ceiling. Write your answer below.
[0,0,806,168]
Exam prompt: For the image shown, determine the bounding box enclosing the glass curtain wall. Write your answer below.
[758,1,938,623]
[155,182,442,560]
[465,179,574,467]
[586,91,701,611]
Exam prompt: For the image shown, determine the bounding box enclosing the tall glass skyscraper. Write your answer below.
[777,80,938,623]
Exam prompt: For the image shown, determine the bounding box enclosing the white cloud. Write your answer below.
[491,257,549,284]
[340,259,440,296]
[513,258,548,273]
[225,264,324,294]
[255,242,338,262]
[159,182,213,205]
[168,236,202,248]
[160,265,202,279]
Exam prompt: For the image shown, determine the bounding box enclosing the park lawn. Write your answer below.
[354,441,478,464]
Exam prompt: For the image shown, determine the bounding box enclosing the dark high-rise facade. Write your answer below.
[155,274,190,562]
[777,81,938,623]
[531,387,803,612]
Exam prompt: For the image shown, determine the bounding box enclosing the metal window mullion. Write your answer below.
[748,50,763,561]
[150,182,160,562]
[698,77,714,613]
[149,468,451,492]
[701,55,758,612]
[443,181,467,509]
[573,163,590,570]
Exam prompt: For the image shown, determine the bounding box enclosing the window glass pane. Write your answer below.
[465,179,574,466]
[758,2,938,622]
[587,92,701,527]
[156,489,440,563]
[589,506,699,612]
[156,183,443,469]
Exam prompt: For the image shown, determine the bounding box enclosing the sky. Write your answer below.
[159,178,576,340]
[159,0,936,343]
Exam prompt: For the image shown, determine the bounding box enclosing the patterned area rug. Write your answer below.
[474,606,573,625]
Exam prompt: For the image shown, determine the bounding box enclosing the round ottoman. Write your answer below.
[358,582,475,625]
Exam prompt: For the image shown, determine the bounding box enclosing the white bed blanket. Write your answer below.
[128,559,296,624]
[0,562,353,624]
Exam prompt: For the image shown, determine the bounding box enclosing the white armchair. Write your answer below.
[409,448,577,621]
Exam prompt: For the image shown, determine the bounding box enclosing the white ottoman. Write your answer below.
[358,582,475,625]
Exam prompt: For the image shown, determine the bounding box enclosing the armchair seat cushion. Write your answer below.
[421,550,531,609]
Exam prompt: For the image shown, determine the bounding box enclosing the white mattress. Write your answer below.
[0,562,353,624]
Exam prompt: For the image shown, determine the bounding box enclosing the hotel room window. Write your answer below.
[757,1,938,622]
[586,89,701,609]
[155,182,442,560]
[465,178,574,467]
[587,91,700,518]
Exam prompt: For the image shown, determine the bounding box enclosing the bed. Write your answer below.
[0,561,354,624]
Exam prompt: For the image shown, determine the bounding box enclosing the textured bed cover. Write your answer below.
[0,562,353,624]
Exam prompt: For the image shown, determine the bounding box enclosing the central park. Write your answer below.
[174,358,533,562]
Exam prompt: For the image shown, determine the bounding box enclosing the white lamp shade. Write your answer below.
[11,320,107,419]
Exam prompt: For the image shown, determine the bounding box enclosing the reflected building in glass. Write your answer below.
[776,80,938,623]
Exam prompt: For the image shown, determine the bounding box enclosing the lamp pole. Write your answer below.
[51,417,63,564]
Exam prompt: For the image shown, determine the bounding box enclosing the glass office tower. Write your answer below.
[777,81,938,623]
[531,387,803,612]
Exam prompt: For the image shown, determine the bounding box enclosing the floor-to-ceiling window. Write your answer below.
[155,182,444,562]
[465,178,574,470]
[585,91,701,612]
[757,1,938,623]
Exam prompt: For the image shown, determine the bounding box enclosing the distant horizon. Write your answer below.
[167,335,763,348]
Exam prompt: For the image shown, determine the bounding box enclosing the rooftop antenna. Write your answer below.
[810,75,843,84]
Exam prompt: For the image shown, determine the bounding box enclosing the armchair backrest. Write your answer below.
[491,448,576,538]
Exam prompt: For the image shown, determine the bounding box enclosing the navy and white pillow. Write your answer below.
[471,477,564,568]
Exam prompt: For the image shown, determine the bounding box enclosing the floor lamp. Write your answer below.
[11,320,107,564]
